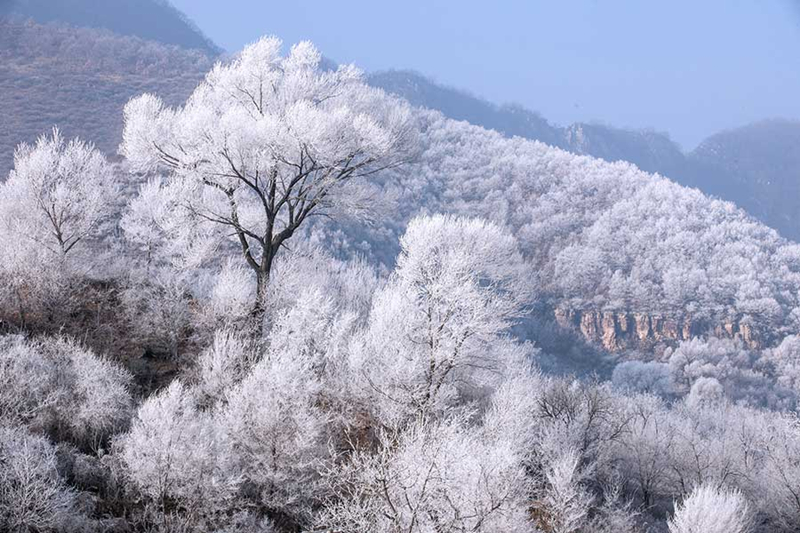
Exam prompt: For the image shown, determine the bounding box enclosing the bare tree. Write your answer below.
[120,37,415,332]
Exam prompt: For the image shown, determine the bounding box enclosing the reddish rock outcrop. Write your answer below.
[554,308,763,352]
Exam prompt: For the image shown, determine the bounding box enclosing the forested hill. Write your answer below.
[3,1,799,245]
[370,69,800,241]
[0,19,213,174]
[2,4,800,350]
[0,0,219,54]
[316,109,800,354]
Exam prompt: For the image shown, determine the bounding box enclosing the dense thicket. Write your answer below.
[8,215,800,532]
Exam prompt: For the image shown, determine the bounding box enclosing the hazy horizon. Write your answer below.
[171,0,800,150]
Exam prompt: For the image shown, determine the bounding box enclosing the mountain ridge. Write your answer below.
[3,3,800,245]
[369,69,800,240]
[0,0,220,54]
[0,18,212,174]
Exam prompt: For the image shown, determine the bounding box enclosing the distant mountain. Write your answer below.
[368,71,687,179]
[687,120,800,237]
[564,123,689,179]
[367,70,565,148]
[371,70,800,241]
[0,0,220,54]
[0,19,212,174]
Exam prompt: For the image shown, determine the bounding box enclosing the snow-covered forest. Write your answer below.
[3,36,800,533]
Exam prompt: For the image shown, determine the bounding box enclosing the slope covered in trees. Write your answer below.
[0,0,219,53]
[371,70,800,241]
[0,19,213,175]
[311,111,800,347]
[1,35,800,533]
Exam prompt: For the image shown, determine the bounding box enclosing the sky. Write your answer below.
[170,0,800,149]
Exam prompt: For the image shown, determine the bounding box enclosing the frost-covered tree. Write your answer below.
[260,244,380,383]
[664,337,787,408]
[585,479,639,533]
[532,449,594,533]
[318,416,535,533]
[194,328,257,406]
[203,260,257,331]
[758,413,800,530]
[120,267,195,359]
[120,176,218,271]
[120,36,415,327]
[685,376,725,408]
[761,335,800,397]
[0,129,116,325]
[119,381,240,513]
[611,393,675,507]
[221,343,326,523]
[534,379,627,466]
[0,425,79,532]
[665,402,752,498]
[0,128,115,257]
[668,484,751,533]
[612,360,674,397]
[0,335,58,427]
[0,335,133,449]
[349,214,532,426]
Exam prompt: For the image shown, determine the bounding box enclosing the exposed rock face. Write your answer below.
[554,308,763,352]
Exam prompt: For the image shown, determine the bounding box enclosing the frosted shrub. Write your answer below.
[119,381,240,512]
[668,484,751,533]
[0,425,79,532]
[0,335,133,448]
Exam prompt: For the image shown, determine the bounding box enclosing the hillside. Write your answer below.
[0,0,219,54]
[371,70,800,241]
[1,12,798,356]
[0,19,213,174]
[310,109,800,357]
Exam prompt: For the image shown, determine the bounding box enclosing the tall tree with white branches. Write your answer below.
[0,128,116,325]
[120,36,415,331]
[0,128,115,258]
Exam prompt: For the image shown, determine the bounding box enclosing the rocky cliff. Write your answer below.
[554,308,763,352]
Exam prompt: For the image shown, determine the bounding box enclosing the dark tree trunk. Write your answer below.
[15,288,26,330]
[251,267,271,337]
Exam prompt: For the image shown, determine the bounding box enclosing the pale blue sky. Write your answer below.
[171,0,800,149]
